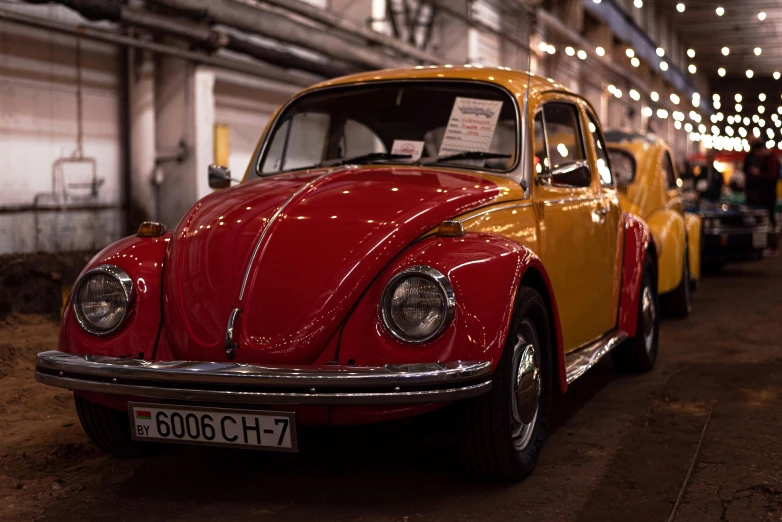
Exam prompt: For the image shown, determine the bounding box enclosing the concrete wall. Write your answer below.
[0,5,124,254]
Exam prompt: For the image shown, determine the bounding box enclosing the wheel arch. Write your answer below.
[519,265,567,394]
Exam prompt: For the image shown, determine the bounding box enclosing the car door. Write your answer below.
[532,98,616,352]
[583,106,623,331]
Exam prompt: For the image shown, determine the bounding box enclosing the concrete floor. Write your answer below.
[1,258,781,521]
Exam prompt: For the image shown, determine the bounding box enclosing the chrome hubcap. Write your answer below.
[511,322,541,450]
[515,344,540,424]
[641,285,656,353]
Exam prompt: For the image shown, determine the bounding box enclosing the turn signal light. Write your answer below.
[437,220,465,237]
[137,221,168,238]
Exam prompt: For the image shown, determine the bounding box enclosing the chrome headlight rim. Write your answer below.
[380,265,456,344]
[72,264,134,336]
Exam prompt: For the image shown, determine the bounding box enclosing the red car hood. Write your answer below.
[162,166,504,364]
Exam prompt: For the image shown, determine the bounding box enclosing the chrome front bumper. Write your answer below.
[35,351,492,405]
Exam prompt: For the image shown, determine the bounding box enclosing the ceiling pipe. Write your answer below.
[0,7,316,87]
[20,0,357,78]
[148,0,410,70]
[257,0,440,64]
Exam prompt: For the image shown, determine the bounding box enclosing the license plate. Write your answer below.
[129,403,297,452]
[753,231,767,249]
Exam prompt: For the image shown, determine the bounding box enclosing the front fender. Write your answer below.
[647,210,686,294]
[685,213,702,281]
[59,233,171,358]
[338,233,567,392]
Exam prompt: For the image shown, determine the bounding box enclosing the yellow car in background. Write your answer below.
[606,130,701,317]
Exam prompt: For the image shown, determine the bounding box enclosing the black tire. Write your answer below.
[459,287,553,481]
[662,244,691,318]
[74,394,157,457]
[612,253,659,373]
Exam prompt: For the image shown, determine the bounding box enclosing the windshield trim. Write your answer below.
[253,78,522,178]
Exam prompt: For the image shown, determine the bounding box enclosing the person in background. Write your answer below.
[744,140,779,249]
[697,149,724,202]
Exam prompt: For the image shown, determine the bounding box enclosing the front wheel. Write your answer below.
[612,253,659,372]
[459,287,553,481]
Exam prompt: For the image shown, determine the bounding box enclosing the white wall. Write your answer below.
[0,5,123,254]
[213,72,297,179]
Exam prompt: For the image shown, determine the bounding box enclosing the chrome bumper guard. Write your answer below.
[35,351,492,405]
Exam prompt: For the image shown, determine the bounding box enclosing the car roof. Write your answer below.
[304,66,572,99]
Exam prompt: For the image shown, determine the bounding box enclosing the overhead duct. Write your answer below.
[148,0,410,70]
[22,0,359,78]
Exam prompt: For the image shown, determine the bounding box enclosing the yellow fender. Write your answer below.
[646,210,686,295]
[684,213,702,282]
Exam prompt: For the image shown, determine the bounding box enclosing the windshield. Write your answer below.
[257,81,519,175]
[607,148,636,184]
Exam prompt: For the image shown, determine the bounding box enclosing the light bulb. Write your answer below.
[722,47,730,56]
[758,12,766,21]
[656,47,665,57]
[631,57,640,67]
[746,70,754,78]
[754,47,762,56]
[577,50,587,60]
[716,6,724,16]
[660,61,668,71]
[651,91,660,102]
[676,3,685,13]
[718,68,726,77]
[596,46,606,57]
[687,49,695,58]
[688,64,697,74]
[626,49,635,58]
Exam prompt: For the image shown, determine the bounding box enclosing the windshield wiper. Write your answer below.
[320,153,413,168]
[423,151,512,165]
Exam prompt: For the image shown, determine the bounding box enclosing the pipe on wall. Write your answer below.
[148,0,409,70]
[0,8,316,87]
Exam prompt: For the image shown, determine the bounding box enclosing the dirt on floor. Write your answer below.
[1,258,782,521]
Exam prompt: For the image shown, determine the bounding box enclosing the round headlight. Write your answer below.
[380,266,455,343]
[73,265,133,336]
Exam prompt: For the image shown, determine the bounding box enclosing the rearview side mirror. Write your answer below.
[208,165,233,189]
[536,160,591,188]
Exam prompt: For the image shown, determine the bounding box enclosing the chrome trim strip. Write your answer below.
[564,330,629,384]
[36,373,491,405]
[225,308,242,358]
[457,202,534,223]
[72,265,134,337]
[379,266,456,344]
[543,195,602,206]
[36,351,490,387]
[237,171,330,301]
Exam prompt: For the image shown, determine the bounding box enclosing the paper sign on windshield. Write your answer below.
[438,97,503,157]
[391,140,425,162]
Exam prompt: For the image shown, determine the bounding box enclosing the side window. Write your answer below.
[541,102,590,187]
[661,150,677,189]
[261,112,330,173]
[586,112,614,187]
[533,111,549,175]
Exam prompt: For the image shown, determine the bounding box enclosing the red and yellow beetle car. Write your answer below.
[605,130,701,317]
[36,67,658,481]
